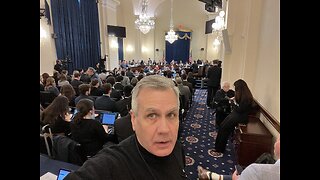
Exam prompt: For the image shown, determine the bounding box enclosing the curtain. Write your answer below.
[45,0,51,25]
[51,0,101,73]
[165,31,191,64]
[118,38,124,62]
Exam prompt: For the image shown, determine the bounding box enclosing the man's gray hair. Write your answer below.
[131,75,180,115]
[87,67,96,73]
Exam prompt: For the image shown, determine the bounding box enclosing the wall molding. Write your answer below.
[102,0,120,10]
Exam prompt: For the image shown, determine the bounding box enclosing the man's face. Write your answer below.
[222,83,230,92]
[131,87,179,157]
[87,69,94,75]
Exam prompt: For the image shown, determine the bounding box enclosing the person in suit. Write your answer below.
[181,73,193,96]
[198,135,280,180]
[175,77,191,111]
[54,60,63,73]
[94,83,117,112]
[89,79,103,96]
[65,75,186,180]
[210,79,253,157]
[114,75,124,94]
[86,67,102,85]
[206,60,222,108]
[114,114,134,143]
[106,76,122,101]
[115,85,133,117]
[70,72,83,96]
[74,84,95,105]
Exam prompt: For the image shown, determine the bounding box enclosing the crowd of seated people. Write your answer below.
[40,59,242,167]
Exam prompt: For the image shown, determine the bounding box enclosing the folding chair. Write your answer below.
[40,124,54,158]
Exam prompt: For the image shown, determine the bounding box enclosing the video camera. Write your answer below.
[198,0,222,12]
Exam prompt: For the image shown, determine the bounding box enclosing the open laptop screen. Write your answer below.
[56,168,71,180]
[101,112,117,125]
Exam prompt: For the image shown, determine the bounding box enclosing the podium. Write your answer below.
[234,116,273,167]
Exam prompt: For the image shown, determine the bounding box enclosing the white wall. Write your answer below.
[40,17,57,76]
[223,0,280,136]
[117,0,209,62]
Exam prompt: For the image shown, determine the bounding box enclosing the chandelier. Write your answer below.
[165,0,178,44]
[135,0,155,34]
[212,10,225,45]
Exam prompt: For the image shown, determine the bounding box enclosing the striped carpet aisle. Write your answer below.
[180,89,236,179]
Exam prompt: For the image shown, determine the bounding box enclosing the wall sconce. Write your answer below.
[126,45,134,52]
[141,46,148,53]
[110,39,119,48]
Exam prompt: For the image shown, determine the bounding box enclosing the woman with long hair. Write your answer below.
[41,95,71,136]
[211,79,254,157]
[70,99,111,157]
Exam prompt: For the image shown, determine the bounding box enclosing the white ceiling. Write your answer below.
[40,0,223,19]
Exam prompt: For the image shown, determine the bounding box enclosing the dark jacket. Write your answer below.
[206,65,221,87]
[115,96,132,117]
[114,114,134,142]
[95,95,117,112]
[52,135,85,166]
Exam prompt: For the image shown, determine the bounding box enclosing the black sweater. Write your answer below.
[65,135,187,180]
[70,118,110,157]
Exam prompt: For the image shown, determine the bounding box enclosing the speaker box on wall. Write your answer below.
[222,29,232,54]
[156,49,159,51]
[200,48,204,51]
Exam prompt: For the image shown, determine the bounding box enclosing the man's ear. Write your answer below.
[130,110,136,131]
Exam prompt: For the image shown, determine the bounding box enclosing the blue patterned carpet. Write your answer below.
[180,89,236,179]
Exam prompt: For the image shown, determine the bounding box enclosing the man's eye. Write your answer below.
[147,114,157,119]
[168,113,176,119]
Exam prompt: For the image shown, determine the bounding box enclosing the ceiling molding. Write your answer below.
[102,0,120,10]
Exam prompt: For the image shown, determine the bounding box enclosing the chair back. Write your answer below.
[52,135,87,166]
[40,91,56,108]
[40,124,53,158]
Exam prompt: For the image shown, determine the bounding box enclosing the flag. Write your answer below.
[189,50,192,63]
[162,50,165,63]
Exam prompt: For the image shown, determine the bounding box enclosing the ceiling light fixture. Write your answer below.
[165,0,178,44]
[135,0,155,34]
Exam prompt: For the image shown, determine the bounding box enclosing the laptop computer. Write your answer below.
[100,112,118,126]
[70,109,78,121]
[56,168,71,180]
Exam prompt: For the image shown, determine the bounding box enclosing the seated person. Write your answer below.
[65,75,186,179]
[115,85,133,117]
[95,83,117,112]
[70,99,112,157]
[213,82,235,127]
[41,95,71,136]
[198,135,280,180]
[211,79,253,158]
[74,84,95,105]
[114,114,134,143]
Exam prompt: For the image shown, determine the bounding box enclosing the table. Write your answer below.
[40,154,80,177]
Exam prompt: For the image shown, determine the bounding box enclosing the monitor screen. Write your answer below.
[101,112,117,125]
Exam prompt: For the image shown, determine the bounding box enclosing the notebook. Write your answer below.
[100,112,118,126]
[56,168,71,180]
